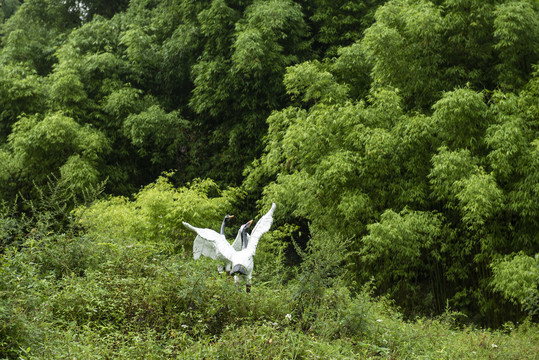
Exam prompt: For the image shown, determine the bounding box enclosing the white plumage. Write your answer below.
[192,215,239,274]
[183,203,276,291]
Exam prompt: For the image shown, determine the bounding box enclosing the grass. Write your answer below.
[1,232,537,359]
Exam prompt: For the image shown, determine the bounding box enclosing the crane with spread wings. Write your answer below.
[183,203,276,292]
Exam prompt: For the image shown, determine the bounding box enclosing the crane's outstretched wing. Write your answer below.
[193,235,219,260]
[183,221,225,260]
[246,203,276,255]
[183,221,236,261]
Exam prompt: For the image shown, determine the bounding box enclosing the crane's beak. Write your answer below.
[247,220,253,228]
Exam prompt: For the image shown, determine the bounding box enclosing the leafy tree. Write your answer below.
[361,209,443,312]
[247,1,539,323]
[189,0,311,184]
[0,0,387,196]
[361,0,446,109]
[77,0,130,20]
[0,0,83,74]
[492,253,539,318]
[2,0,538,327]
[0,1,196,196]
[0,0,21,23]
[0,64,45,142]
[359,0,539,110]
[5,112,108,195]
[123,105,189,167]
[307,0,384,56]
[493,0,539,91]
[485,67,539,250]
[441,0,498,91]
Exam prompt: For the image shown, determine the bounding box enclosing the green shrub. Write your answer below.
[491,252,539,318]
[178,323,366,359]
[290,231,351,325]
[306,285,376,341]
[0,247,52,359]
[2,173,538,359]
[2,220,538,360]
[250,223,295,285]
[0,209,22,252]
[76,176,243,247]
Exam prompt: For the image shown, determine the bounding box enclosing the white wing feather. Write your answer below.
[211,236,236,262]
[246,203,276,255]
[193,235,218,260]
[183,221,227,259]
[183,221,236,262]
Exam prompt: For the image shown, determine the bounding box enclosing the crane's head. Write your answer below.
[221,214,235,236]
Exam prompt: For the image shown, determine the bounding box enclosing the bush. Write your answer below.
[492,252,539,318]
[76,176,243,248]
[2,175,538,359]
[178,323,365,359]
[0,247,52,359]
[290,231,351,324]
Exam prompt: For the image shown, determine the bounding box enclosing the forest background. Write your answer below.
[0,0,538,358]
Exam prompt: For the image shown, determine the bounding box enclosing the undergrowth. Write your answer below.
[1,176,537,359]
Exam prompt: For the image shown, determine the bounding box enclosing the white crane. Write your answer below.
[183,203,276,292]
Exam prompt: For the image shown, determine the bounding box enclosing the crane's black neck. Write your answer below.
[220,220,226,235]
[220,215,232,235]
[241,225,249,249]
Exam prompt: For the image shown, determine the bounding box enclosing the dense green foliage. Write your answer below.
[1,0,539,357]
[244,0,539,326]
[1,180,538,358]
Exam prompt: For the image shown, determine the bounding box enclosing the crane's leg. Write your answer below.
[246,273,252,293]
[225,262,232,279]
